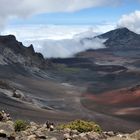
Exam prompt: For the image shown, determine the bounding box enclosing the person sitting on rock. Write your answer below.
[45,121,54,131]
[6,114,12,121]
[49,123,54,131]
[46,121,50,129]
[1,110,6,121]
[0,112,3,121]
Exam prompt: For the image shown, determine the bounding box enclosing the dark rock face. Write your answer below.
[27,44,35,54]
[98,27,140,50]
[0,35,47,70]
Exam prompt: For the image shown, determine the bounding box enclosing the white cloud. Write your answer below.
[118,10,140,34]
[0,0,121,30]
[2,25,109,58]
[3,25,94,41]
[2,24,115,41]
[27,37,106,58]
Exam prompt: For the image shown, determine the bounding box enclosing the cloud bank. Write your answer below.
[118,10,140,34]
[3,25,108,58]
[27,37,106,58]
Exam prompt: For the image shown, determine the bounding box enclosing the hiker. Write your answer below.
[46,121,54,131]
[0,112,3,121]
[46,121,50,129]
[49,123,54,131]
[6,114,12,121]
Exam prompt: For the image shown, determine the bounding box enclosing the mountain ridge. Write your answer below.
[97,27,140,50]
[0,34,47,70]
[1,27,139,67]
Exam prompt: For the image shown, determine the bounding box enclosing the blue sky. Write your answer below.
[8,0,140,25]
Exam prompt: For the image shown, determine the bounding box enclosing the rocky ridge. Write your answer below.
[83,27,140,50]
[99,27,140,50]
[0,111,139,140]
[0,35,48,70]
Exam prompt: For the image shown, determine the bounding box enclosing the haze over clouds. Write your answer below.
[2,25,109,58]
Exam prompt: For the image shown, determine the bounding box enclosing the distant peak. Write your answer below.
[115,27,131,32]
[108,27,131,34]
[118,27,129,30]
[98,27,138,39]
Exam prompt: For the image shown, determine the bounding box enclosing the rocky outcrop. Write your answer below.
[0,120,139,140]
[0,35,48,70]
[98,27,140,50]
[0,112,139,140]
[83,27,140,50]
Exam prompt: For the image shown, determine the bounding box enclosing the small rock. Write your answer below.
[35,131,46,139]
[63,133,71,139]
[0,129,7,137]
[87,131,100,139]
[79,132,86,138]
[0,121,14,134]
[130,130,140,139]
[80,136,88,140]
[107,131,115,137]
[64,128,71,133]
[8,135,15,140]
[72,134,79,139]
[12,90,24,99]
[27,135,36,140]
[50,137,57,140]
[70,130,79,135]
[7,121,14,126]
[30,122,38,127]
[30,126,38,132]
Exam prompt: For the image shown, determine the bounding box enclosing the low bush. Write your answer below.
[58,120,102,133]
[14,120,28,132]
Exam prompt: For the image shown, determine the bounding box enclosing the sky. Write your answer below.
[7,0,140,25]
[0,0,140,58]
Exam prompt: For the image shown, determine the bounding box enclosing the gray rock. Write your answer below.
[0,122,14,137]
[130,130,140,139]
[12,92,22,99]
[0,130,7,137]
[63,128,71,133]
[27,135,36,140]
[50,137,57,140]
[63,133,71,139]
[35,130,46,139]
[79,133,87,138]
[70,130,79,135]
[88,132,99,139]
[106,131,115,137]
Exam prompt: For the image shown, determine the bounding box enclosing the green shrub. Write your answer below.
[14,120,28,132]
[58,120,102,133]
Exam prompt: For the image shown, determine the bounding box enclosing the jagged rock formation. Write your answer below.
[0,35,47,69]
